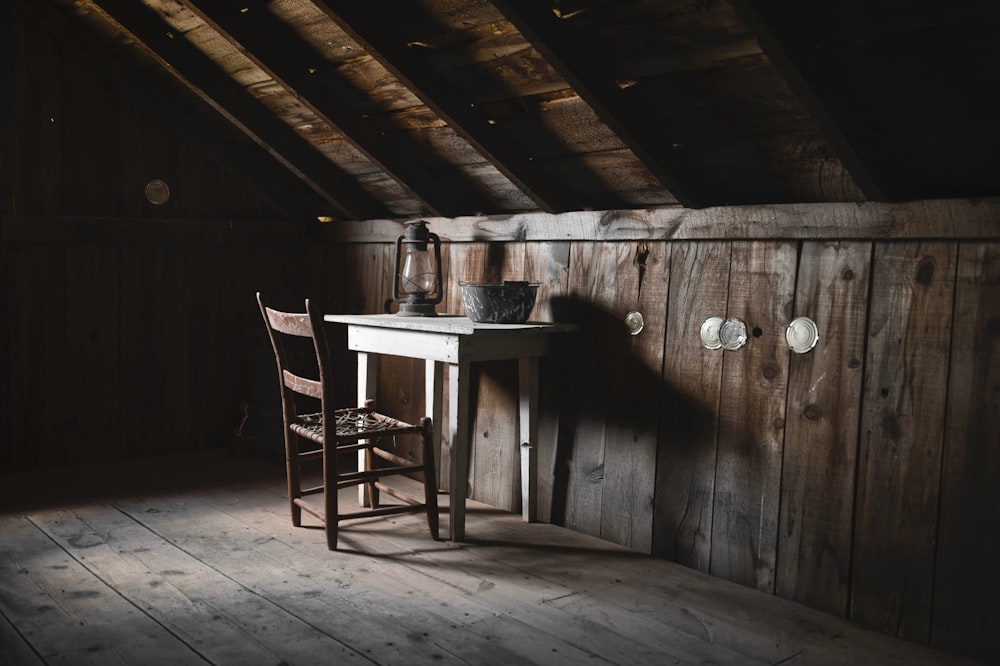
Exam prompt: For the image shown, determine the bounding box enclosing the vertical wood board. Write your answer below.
[598,241,670,553]
[525,240,572,522]
[851,241,957,642]
[553,241,617,538]
[776,240,871,616]
[930,242,1000,661]
[653,241,731,571]
[711,240,796,592]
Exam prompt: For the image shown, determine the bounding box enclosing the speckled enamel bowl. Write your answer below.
[460,281,539,324]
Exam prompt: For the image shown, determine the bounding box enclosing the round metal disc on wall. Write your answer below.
[700,316,723,349]
[625,311,644,335]
[144,179,170,205]
[786,316,819,353]
[719,317,748,350]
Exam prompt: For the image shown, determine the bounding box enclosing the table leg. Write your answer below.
[448,360,472,541]
[357,351,379,507]
[518,356,539,522]
[425,360,444,491]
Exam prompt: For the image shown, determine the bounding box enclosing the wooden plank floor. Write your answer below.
[0,449,982,666]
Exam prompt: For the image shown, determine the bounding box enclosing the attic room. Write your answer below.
[1,0,998,663]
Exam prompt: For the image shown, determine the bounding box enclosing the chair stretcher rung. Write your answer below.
[293,498,325,521]
[375,482,421,506]
[371,446,411,467]
[338,464,423,484]
[338,503,429,521]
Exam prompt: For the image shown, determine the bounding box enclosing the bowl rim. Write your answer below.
[459,280,540,288]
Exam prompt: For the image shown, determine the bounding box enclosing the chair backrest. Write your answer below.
[256,293,335,422]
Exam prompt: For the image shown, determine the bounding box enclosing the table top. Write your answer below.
[325,313,577,336]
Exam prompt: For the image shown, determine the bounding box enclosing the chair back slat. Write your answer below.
[257,292,334,406]
[283,369,322,399]
[264,307,313,337]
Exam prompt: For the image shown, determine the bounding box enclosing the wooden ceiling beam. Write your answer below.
[90,0,391,221]
[728,0,889,201]
[312,0,582,214]
[185,0,491,218]
[489,0,714,209]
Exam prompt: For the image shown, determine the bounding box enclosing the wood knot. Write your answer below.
[915,257,935,285]
[803,404,822,421]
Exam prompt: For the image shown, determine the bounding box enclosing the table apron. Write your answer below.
[347,326,550,363]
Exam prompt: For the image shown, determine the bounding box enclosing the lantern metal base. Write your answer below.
[396,301,438,317]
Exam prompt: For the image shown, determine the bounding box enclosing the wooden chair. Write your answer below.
[257,293,439,549]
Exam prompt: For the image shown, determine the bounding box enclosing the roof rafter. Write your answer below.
[728,0,888,201]
[90,0,391,221]
[311,0,591,214]
[185,0,495,218]
[489,0,714,209]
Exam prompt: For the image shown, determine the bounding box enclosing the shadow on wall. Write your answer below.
[542,296,714,529]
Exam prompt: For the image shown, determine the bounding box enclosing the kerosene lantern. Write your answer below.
[392,220,443,316]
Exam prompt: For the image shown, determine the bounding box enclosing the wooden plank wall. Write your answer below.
[3,228,998,664]
[317,234,997,664]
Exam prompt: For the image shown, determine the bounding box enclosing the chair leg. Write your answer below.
[361,398,380,508]
[365,445,380,508]
[286,433,302,527]
[323,442,338,550]
[420,418,440,540]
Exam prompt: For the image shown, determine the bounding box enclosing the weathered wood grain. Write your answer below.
[106,483,619,664]
[711,240,797,592]
[597,241,669,553]
[0,449,977,666]
[524,241,572,522]
[776,240,871,616]
[852,241,957,642]
[0,609,43,666]
[465,242,526,511]
[29,505,373,664]
[322,197,1000,243]
[930,242,1000,661]
[0,513,202,663]
[553,241,613,538]
[652,240,731,570]
[5,197,998,245]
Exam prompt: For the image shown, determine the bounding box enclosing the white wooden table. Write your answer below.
[324,313,575,541]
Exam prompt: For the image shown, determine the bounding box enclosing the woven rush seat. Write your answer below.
[290,408,421,444]
[257,293,439,550]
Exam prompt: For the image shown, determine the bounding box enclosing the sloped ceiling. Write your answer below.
[37,0,1000,223]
